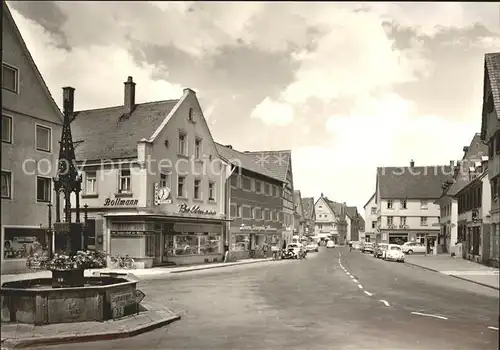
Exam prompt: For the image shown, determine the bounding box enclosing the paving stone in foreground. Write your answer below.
[0,302,180,349]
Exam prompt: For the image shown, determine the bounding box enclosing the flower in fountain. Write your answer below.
[27,250,108,271]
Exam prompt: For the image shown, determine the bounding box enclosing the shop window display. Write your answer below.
[234,234,249,251]
[174,235,200,255]
[3,228,49,259]
[200,234,221,254]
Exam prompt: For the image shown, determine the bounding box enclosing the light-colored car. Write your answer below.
[305,242,319,252]
[352,241,362,250]
[326,240,336,248]
[401,242,426,255]
[384,244,405,262]
[361,242,374,254]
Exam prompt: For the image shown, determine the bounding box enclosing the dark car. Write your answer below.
[373,243,388,258]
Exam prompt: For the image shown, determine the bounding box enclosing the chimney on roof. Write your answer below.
[62,87,75,115]
[410,159,415,168]
[463,146,469,154]
[449,160,454,167]
[183,88,196,96]
[320,192,324,197]
[124,76,136,117]
[454,160,461,177]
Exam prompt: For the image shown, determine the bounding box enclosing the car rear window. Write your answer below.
[390,246,401,250]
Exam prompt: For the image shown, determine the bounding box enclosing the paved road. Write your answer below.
[31,247,499,350]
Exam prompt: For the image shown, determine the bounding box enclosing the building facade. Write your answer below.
[70,79,229,267]
[216,143,285,259]
[301,197,316,236]
[434,134,488,257]
[293,190,305,236]
[455,169,491,264]
[1,3,63,274]
[375,162,453,248]
[345,206,360,243]
[314,194,347,244]
[244,150,295,244]
[480,52,500,268]
[363,193,377,242]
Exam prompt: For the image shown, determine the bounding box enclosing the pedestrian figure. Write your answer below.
[223,241,230,262]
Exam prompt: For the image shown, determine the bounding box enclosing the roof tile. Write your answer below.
[71,100,179,161]
[243,150,291,182]
[485,52,500,120]
[215,143,283,182]
[301,197,315,220]
[377,165,454,199]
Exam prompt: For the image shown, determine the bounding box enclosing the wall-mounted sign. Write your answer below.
[240,225,278,232]
[178,203,217,215]
[104,198,138,206]
[154,183,172,205]
[110,230,154,237]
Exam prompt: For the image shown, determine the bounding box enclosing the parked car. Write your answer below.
[384,244,405,262]
[326,240,336,248]
[361,242,374,254]
[373,243,388,258]
[285,243,304,259]
[401,242,426,255]
[305,241,319,252]
[352,241,363,250]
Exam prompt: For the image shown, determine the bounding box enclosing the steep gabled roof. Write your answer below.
[485,53,500,119]
[323,197,343,217]
[72,99,179,161]
[357,214,365,229]
[345,206,358,219]
[363,193,376,209]
[454,170,489,198]
[215,143,283,182]
[243,150,291,182]
[3,3,63,123]
[377,165,453,199]
[301,197,315,220]
[294,190,303,215]
[445,133,488,196]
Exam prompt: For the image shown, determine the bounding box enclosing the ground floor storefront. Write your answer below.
[457,220,489,264]
[103,215,226,267]
[377,230,439,250]
[1,226,53,274]
[489,208,499,267]
[230,226,282,260]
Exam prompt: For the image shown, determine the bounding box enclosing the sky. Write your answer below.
[8,1,500,217]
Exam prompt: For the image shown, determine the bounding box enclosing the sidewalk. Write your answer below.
[1,301,180,349]
[1,258,272,284]
[405,254,500,290]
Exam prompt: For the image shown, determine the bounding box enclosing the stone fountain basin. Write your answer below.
[1,273,140,325]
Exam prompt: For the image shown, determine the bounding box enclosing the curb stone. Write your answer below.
[1,314,181,349]
[405,261,500,291]
[169,258,272,274]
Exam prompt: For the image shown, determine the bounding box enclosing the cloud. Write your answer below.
[292,92,478,214]
[10,7,183,110]
[250,97,294,126]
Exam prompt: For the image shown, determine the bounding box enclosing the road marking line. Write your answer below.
[357,284,363,289]
[380,300,390,307]
[364,291,373,296]
[487,326,499,331]
[352,279,358,283]
[411,312,448,320]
